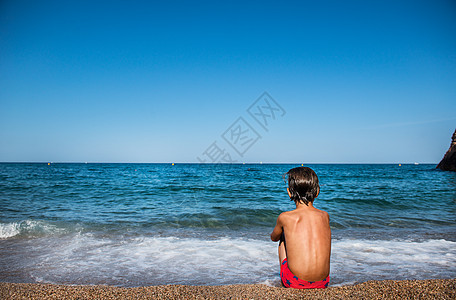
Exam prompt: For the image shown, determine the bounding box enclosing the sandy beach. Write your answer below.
[1,279,455,299]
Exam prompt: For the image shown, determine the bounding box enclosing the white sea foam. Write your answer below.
[331,238,456,285]
[0,220,67,239]
[0,222,21,239]
[2,233,455,286]
[25,235,280,286]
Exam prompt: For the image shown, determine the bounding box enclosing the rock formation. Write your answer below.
[436,129,456,171]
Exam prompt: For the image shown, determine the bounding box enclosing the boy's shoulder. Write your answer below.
[276,210,292,224]
[277,210,301,223]
[278,210,295,219]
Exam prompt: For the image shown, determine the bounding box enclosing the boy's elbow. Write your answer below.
[270,232,280,242]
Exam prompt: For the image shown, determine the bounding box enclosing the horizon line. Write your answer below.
[0,161,438,165]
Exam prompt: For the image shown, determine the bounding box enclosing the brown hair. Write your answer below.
[285,167,320,206]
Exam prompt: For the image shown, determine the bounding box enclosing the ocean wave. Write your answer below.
[3,232,455,287]
[0,220,68,239]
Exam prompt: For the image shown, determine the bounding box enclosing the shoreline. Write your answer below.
[1,279,455,299]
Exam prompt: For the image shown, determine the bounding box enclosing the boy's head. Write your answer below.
[285,167,320,206]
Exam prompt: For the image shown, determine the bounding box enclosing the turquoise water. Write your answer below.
[1,163,455,286]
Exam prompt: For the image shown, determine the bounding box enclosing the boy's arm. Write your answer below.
[270,213,284,242]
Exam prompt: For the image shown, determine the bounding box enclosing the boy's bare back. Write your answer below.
[270,167,331,286]
[276,204,331,281]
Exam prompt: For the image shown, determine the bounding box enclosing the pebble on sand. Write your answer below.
[0,279,455,299]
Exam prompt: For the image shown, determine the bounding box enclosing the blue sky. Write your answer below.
[1,0,455,163]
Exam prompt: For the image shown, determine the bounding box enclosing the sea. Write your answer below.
[0,163,455,287]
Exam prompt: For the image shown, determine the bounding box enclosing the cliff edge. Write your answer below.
[436,129,456,171]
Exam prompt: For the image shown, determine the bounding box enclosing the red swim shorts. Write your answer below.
[280,258,329,289]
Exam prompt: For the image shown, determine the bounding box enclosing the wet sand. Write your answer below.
[1,279,455,299]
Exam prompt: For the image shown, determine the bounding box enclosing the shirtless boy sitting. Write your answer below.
[270,167,331,289]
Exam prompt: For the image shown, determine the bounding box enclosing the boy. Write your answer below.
[270,167,331,289]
